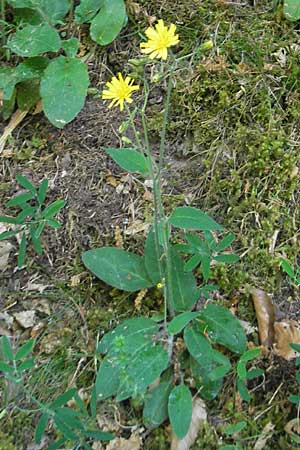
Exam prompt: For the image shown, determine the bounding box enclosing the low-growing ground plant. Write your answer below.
[0,336,113,449]
[0,0,127,127]
[81,20,262,441]
[0,174,65,267]
[280,257,300,287]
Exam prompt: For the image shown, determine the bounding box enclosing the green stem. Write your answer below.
[1,0,6,50]
[158,64,174,177]
[125,104,142,149]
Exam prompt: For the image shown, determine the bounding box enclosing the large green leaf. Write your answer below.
[1,57,48,102]
[75,0,104,23]
[116,344,169,401]
[169,206,223,231]
[40,56,89,128]
[169,247,199,312]
[7,23,61,57]
[82,247,154,291]
[90,0,127,45]
[199,304,247,354]
[96,318,169,401]
[143,381,172,426]
[98,317,158,354]
[105,148,150,175]
[144,227,162,284]
[283,0,300,21]
[9,0,70,24]
[168,384,192,439]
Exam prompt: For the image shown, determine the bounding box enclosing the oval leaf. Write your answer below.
[199,303,247,354]
[105,148,150,175]
[168,384,192,439]
[143,381,172,426]
[90,0,127,45]
[82,247,154,291]
[40,56,89,128]
[8,23,60,57]
[169,207,223,231]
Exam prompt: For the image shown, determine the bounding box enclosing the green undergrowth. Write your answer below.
[144,0,300,293]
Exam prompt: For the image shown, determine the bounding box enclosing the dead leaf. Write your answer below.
[125,220,149,236]
[239,319,257,335]
[92,443,104,450]
[14,310,36,328]
[250,288,275,347]
[30,322,45,338]
[106,433,141,450]
[26,282,50,293]
[285,418,300,441]
[171,398,207,450]
[70,274,82,287]
[31,299,51,315]
[0,225,13,271]
[254,422,275,450]
[0,109,28,153]
[0,312,14,336]
[274,319,300,360]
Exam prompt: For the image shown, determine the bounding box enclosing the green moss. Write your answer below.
[144,0,300,294]
[0,432,16,450]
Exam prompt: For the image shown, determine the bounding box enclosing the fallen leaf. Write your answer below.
[250,288,275,347]
[14,310,36,328]
[0,312,14,329]
[125,221,149,236]
[254,422,275,450]
[70,274,81,287]
[31,299,51,316]
[0,109,28,154]
[106,433,141,450]
[171,398,207,450]
[285,418,300,441]
[274,319,300,360]
[30,322,45,338]
[26,282,50,293]
[0,224,13,271]
[239,319,257,335]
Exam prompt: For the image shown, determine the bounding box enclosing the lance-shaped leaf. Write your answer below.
[144,226,162,284]
[82,247,154,291]
[105,148,150,175]
[169,247,199,312]
[169,206,223,231]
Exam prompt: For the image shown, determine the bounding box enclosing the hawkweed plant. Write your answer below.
[82,20,260,440]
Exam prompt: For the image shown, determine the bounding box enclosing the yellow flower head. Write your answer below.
[140,19,179,60]
[102,73,140,111]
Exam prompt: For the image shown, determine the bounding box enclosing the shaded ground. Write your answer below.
[1,0,300,448]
